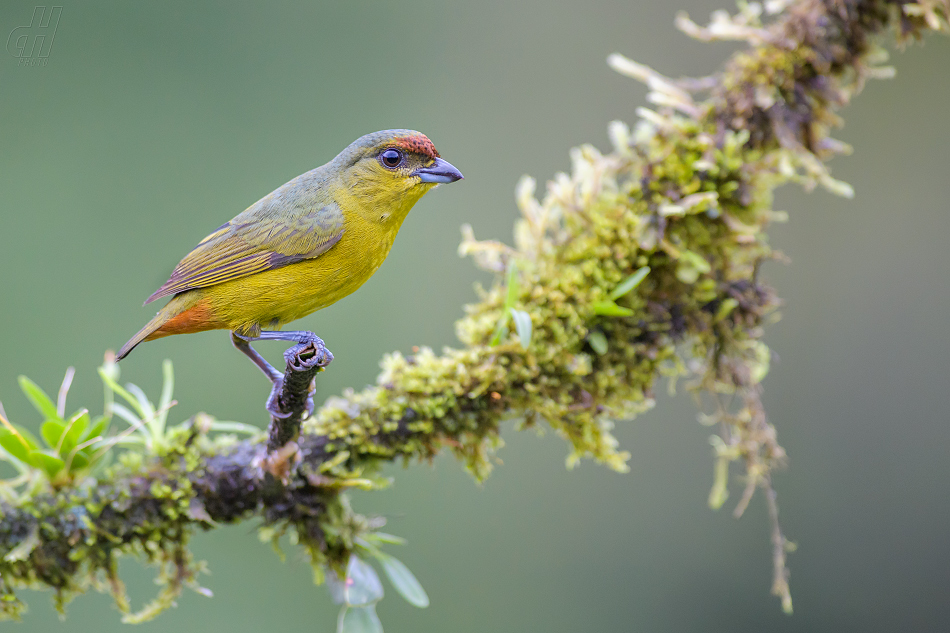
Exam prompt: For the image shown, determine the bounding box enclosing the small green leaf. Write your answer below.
[347,556,384,605]
[0,429,33,463]
[63,409,90,452]
[18,376,60,421]
[28,449,65,478]
[126,383,155,424]
[591,301,634,317]
[156,359,175,436]
[489,320,508,346]
[18,426,41,450]
[56,367,75,418]
[708,455,730,510]
[337,605,383,633]
[509,308,533,349]
[97,368,146,419]
[67,451,90,471]
[490,262,521,346]
[588,331,608,356]
[82,414,111,443]
[366,532,406,546]
[329,556,384,607]
[111,403,143,427]
[204,421,263,436]
[375,553,429,608]
[88,448,113,476]
[609,266,650,300]
[504,260,519,310]
[40,420,66,450]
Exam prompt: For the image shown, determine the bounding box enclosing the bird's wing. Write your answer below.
[144,202,344,304]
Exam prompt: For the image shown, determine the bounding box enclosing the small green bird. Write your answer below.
[117,129,462,413]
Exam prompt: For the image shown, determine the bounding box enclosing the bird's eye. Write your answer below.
[379,148,403,169]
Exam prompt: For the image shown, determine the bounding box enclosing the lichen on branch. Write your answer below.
[0,0,946,625]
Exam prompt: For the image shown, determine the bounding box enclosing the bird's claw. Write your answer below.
[244,331,330,419]
[264,375,315,420]
[283,337,333,371]
[265,380,293,419]
[303,394,315,419]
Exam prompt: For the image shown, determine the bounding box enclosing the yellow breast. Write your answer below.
[202,214,398,335]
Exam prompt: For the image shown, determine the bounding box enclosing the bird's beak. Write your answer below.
[414,158,464,184]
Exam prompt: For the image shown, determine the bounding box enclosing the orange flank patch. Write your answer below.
[393,134,439,159]
[146,300,219,341]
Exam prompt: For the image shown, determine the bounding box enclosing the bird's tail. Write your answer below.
[116,293,217,361]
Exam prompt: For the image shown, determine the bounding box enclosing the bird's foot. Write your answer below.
[263,336,331,419]
[283,336,334,371]
[265,381,315,420]
[265,379,293,419]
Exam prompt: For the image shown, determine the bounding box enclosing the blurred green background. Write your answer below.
[2,1,949,631]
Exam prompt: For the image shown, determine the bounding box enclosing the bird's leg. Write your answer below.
[231,330,333,420]
[230,332,283,382]
[231,331,290,418]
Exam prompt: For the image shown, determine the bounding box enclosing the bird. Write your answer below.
[116,129,463,415]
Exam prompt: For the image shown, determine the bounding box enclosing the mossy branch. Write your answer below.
[0,0,946,625]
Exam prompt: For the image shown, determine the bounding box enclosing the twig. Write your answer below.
[266,340,331,452]
[766,476,793,614]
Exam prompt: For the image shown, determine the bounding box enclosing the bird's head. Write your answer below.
[333,129,463,225]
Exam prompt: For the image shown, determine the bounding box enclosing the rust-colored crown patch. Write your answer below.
[392,134,440,159]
